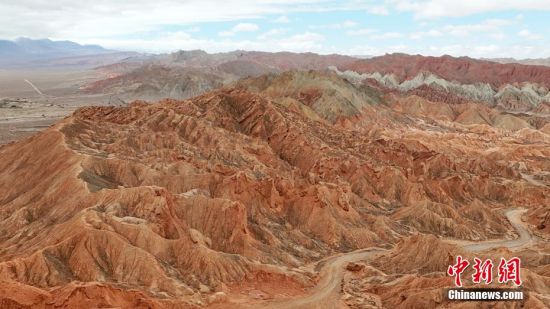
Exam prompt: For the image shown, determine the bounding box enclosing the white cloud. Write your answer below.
[339,20,359,28]
[0,0,367,40]
[1,0,548,59]
[233,23,259,32]
[278,32,325,50]
[81,31,326,54]
[219,23,259,37]
[388,0,550,19]
[367,5,389,15]
[429,44,500,57]
[257,28,286,40]
[218,31,233,37]
[409,19,514,41]
[347,29,402,40]
[515,14,525,22]
[518,29,543,40]
[347,45,383,56]
[518,30,530,37]
[273,15,290,23]
[347,29,403,40]
[489,32,506,40]
[410,29,441,40]
[443,19,511,37]
[370,32,403,40]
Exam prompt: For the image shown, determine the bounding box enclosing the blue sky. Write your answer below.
[1,0,549,58]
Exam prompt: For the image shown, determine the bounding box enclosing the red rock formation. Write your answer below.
[406,84,470,105]
[0,74,548,307]
[342,53,550,87]
[241,51,357,71]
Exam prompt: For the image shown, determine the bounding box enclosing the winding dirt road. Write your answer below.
[266,248,384,309]
[462,208,533,252]
[521,173,548,188]
[265,208,533,308]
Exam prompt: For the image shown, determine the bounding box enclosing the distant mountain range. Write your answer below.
[0,38,138,69]
[87,50,550,113]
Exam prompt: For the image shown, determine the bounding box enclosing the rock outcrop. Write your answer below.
[1,71,549,307]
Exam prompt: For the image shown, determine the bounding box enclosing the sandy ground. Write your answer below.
[0,68,110,144]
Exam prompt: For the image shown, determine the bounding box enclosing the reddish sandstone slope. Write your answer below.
[342,53,550,87]
[0,76,549,307]
[241,51,357,71]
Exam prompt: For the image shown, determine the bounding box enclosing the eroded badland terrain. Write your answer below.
[0,51,549,308]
